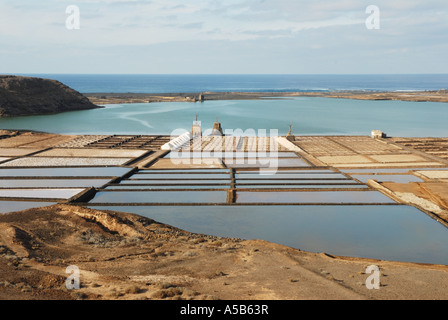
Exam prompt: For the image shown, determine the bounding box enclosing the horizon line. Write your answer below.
[6,73,448,76]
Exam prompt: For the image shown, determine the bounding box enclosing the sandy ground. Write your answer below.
[0,132,76,149]
[377,181,448,224]
[0,204,447,301]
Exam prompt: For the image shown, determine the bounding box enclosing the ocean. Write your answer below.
[15,73,448,93]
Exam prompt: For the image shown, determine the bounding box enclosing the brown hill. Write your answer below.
[0,75,99,117]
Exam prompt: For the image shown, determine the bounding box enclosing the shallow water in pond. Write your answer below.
[0,201,55,214]
[350,174,424,184]
[0,188,85,199]
[0,167,131,178]
[140,169,230,173]
[340,168,448,174]
[88,205,448,265]
[131,173,230,180]
[122,179,229,185]
[235,179,359,184]
[0,179,111,188]
[236,191,396,204]
[236,173,349,179]
[90,191,228,203]
[235,184,369,189]
[105,185,231,190]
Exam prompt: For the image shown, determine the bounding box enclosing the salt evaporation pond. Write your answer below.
[89,205,448,265]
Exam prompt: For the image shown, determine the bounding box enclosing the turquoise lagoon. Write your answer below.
[0,98,447,137]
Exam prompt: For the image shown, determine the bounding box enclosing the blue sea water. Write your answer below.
[14,74,448,93]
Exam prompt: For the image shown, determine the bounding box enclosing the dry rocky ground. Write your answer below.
[0,75,98,117]
[0,204,447,301]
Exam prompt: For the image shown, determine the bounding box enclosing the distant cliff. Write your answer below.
[0,75,99,117]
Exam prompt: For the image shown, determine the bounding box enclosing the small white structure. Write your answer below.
[371,130,385,139]
[161,132,192,151]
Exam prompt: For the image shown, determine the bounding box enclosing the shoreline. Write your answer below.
[85,90,448,105]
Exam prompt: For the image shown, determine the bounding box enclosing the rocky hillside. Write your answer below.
[0,75,99,117]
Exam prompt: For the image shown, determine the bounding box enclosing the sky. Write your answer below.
[0,0,447,74]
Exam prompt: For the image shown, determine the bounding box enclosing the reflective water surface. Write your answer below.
[89,205,448,265]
